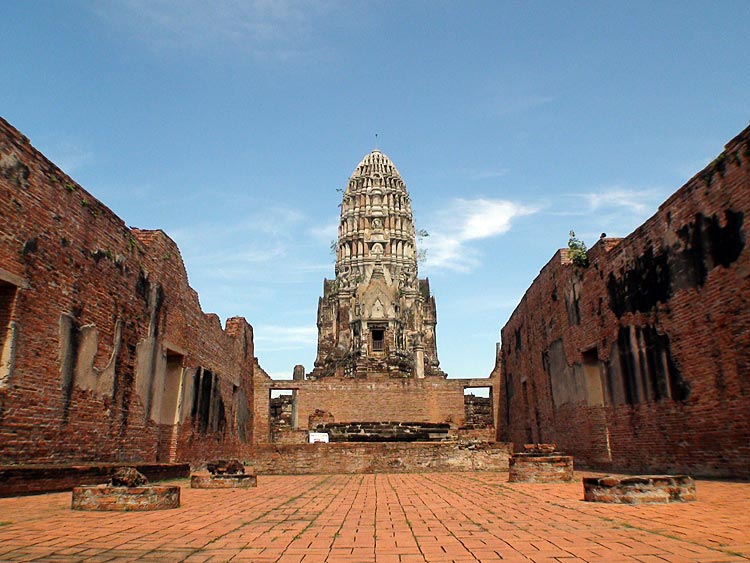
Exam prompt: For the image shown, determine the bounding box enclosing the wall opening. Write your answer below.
[269,389,298,442]
[156,350,184,462]
[463,386,494,428]
[371,328,385,352]
[0,281,18,386]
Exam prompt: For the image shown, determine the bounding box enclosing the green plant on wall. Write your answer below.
[568,230,589,267]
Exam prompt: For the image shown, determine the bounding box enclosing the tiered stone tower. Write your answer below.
[309,150,446,379]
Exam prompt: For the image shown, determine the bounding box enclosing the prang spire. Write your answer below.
[309,150,445,380]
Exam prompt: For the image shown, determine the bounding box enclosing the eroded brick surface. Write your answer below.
[583,474,696,504]
[509,454,574,483]
[0,118,255,468]
[71,485,180,511]
[499,126,750,478]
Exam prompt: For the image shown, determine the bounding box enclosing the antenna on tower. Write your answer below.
[374,132,379,150]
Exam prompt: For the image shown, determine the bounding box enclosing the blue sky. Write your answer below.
[3,1,749,380]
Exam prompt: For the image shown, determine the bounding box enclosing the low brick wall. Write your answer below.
[583,475,696,504]
[456,428,496,441]
[71,485,180,511]
[272,430,309,445]
[250,442,512,474]
[190,474,257,488]
[509,454,574,483]
[0,463,190,497]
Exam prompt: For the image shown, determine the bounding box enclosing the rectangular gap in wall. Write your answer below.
[463,386,494,428]
[196,369,214,434]
[270,389,298,441]
[371,328,385,351]
[161,351,184,425]
[156,350,184,462]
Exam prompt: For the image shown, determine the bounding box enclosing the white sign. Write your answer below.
[309,432,329,443]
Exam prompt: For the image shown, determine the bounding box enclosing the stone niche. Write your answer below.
[71,468,180,511]
[508,444,575,483]
[190,459,257,489]
[583,475,696,504]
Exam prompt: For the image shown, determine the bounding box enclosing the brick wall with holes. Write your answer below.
[0,117,255,466]
[253,366,500,445]
[498,125,750,478]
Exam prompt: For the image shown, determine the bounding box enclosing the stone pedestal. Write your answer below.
[71,485,180,511]
[509,444,574,483]
[583,475,696,504]
[192,459,256,489]
[190,473,257,489]
[509,453,574,482]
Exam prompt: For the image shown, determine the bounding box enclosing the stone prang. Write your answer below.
[310,150,445,380]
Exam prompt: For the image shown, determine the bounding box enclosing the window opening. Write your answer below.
[371,328,385,352]
[463,387,494,428]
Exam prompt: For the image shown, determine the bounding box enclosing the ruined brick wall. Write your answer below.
[0,118,255,466]
[499,126,750,478]
[253,368,496,445]
[250,442,512,474]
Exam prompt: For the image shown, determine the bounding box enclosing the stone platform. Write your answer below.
[191,473,257,488]
[508,452,575,482]
[70,485,180,511]
[583,474,697,503]
[508,444,574,483]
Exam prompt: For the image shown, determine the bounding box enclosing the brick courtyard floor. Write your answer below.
[0,472,748,563]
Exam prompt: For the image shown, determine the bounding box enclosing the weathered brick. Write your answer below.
[0,117,255,470]
[498,125,750,479]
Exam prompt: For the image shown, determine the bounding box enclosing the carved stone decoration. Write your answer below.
[310,149,446,380]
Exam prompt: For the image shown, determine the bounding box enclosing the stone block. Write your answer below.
[71,485,180,511]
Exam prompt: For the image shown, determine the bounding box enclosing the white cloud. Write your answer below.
[550,186,674,242]
[96,0,338,60]
[580,186,664,215]
[423,198,537,272]
[308,218,339,242]
[253,324,317,351]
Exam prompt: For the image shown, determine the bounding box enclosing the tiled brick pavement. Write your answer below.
[0,472,747,562]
